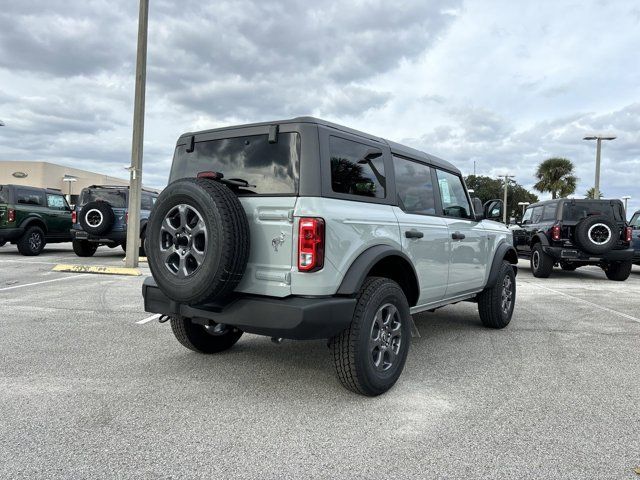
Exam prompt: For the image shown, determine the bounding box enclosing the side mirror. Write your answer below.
[471,197,483,219]
[483,199,503,221]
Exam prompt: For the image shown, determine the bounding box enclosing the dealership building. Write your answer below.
[0,161,131,205]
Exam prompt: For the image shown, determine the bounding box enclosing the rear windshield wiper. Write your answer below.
[197,171,256,189]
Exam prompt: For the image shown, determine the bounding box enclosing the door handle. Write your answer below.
[451,231,465,240]
[405,229,424,239]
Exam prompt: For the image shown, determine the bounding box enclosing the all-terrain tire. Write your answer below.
[170,317,243,353]
[79,201,115,236]
[139,228,147,257]
[574,215,618,255]
[17,226,46,256]
[72,240,98,257]
[147,178,250,305]
[604,260,632,281]
[531,243,553,278]
[477,261,516,329]
[329,277,411,396]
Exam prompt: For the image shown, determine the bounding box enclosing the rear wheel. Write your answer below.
[531,243,553,278]
[477,261,516,329]
[17,226,45,256]
[329,277,411,396]
[72,240,98,257]
[604,260,632,281]
[170,317,243,353]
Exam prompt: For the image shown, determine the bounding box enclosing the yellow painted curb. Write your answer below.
[122,257,147,263]
[52,264,142,276]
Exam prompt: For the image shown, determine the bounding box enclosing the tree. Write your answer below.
[585,187,604,199]
[465,175,539,220]
[533,157,577,199]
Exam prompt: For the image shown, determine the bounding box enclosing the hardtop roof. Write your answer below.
[526,198,624,209]
[177,116,459,173]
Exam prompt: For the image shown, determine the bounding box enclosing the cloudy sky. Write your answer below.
[1,1,639,212]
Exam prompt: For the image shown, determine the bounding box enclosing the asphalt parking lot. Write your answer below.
[1,243,639,479]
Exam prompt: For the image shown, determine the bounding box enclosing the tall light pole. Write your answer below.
[583,134,616,200]
[498,174,515,224]
[124,0,149,268]
[622,195,631,218]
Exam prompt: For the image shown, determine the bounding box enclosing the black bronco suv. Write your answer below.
[71,185,158,257]
[513,198,633,280]
[0,184,72,256]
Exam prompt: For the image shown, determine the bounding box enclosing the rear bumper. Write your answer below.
[543,246,634,262]
[142,277,356,340]
[0,227,24,242]
[71,228,126,243]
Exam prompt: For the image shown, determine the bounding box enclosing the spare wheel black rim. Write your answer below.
[29,232,42,251]
[369,303,402,372]
[501,275,513,315]
[587,223,611,245]
[85,209,104,227]
[160,204,207,278]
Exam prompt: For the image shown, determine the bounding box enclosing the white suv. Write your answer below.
[143,117,518,396]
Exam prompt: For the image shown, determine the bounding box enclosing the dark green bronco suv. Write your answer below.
[0,184,73,256]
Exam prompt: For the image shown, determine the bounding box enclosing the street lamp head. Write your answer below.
[622,195,631,200]
[583,134,616,141]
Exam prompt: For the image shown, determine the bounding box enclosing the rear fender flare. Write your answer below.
[19,215,48,234]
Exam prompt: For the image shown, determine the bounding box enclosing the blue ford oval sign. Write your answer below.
[12,171,28,178]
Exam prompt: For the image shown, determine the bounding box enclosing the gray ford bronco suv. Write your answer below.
[143,117,518,396]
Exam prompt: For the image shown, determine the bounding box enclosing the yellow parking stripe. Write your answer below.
[52,264,141,276]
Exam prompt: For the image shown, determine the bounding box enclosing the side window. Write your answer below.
[46,195,66,210]
[393,157,436,215]
[542,203,557,221]
[330,136,386,199]
[141,194,153,210]
[521,207,533,224]
[435,169,472,219]
[530,206,544,223]
[16,189,44,206]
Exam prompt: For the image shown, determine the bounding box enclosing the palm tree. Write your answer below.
[585,187,604,199]
[533,158,577,199]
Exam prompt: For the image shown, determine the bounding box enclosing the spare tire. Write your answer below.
[80,201,115,236]
[574,215,618,254]
[146,177,250,305]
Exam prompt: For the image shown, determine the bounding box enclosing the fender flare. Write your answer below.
[486,242,518,288]
[531,232,549,246]
[19,215,48,234]
[337,245,419,300]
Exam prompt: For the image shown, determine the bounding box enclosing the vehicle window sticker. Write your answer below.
[439,179,451,204]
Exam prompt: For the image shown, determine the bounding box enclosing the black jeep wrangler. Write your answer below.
[513,198,634,280]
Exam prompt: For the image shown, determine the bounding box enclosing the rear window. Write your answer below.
[81,189,127,208]
[562,201,625,222]
[0,186,8,203]
[170,133,300,195]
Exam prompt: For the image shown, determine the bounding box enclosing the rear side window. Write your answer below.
[435,169,472,219]
[530,206,544,223]
[562,201,625,222]
[0,186,8,203]
[47,195,67,210]
[393,157,435,215]
[81,189,127,208]
[16,189,45,206]
[170,133,300,195]
[330,136,386,199]
[542,203,557,221]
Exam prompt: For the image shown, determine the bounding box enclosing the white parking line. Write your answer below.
[0,274,87,292]
[136,314,160,324]
[524,280,640,324]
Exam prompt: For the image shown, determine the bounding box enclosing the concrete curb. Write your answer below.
[52,264,142,276]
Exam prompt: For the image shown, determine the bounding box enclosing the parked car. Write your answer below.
[514,198,633,280]
[141,117,518,396]
[0,184,72,255]
[70,185,158,257]
[629,209,640,266]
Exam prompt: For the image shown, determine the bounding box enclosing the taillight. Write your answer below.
[298,217,325,272]
[71,211,77,223]
[624,226,632,242]
[125,212,128,224]
[551,224,561,241]
[7,208,15,223]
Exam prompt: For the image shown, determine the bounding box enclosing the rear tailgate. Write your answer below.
[234,197,297,297]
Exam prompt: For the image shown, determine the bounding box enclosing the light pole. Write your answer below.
[622,195,631,218]
[498,174,515,224]
[518,201,530,216]
[583,134,616,200]
[124,0,149,268]
[62,176,78,205]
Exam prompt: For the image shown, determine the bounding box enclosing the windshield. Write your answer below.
[562,201,625,222]
[0,185,8,203]
[169,133,300,195]
[80,189,127,208]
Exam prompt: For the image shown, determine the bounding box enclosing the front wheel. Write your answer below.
[329,277,411,396]
[478,261,516,329]
[604,260,632,281]
[17,226,46,256]
[72,240,98,257]
[170,317,243,353]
